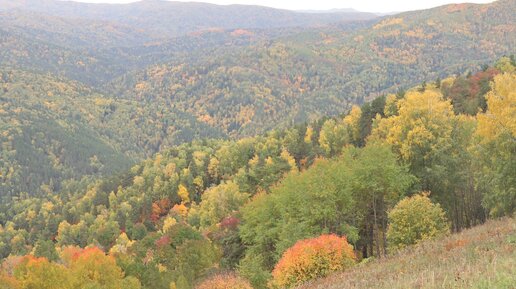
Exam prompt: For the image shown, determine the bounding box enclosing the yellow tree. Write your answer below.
[318,119,348,157]
[70,247,128,289]
[280,148,298,173]
[343,105,362,145]
[109,233,134,255]
[477,73,516,140]
[387,193,449,250]
[475,73,516,216]
[13,256,73,289]
[0,273,20,289]
[304,126,313,143]
[370,90,455,163]
[198,181,249,228]
[369,89,478,229]
[177,184,190,204]
[383,94,398,117]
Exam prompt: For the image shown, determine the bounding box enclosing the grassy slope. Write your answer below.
[300,217,516,289]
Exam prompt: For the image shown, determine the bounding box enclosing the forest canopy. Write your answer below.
[0,0,515,287]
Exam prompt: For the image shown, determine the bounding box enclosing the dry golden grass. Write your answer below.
[299,217,516,289]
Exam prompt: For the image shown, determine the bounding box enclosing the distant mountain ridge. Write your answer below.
[297,8,362,14]
[0,0,378,38]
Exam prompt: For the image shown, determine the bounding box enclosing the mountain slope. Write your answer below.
[0,16,306,85]
[300,217,516,289]
[0,71,131,197]
[0,0,377,38]
[107,0,516,137]
[0,10,154,49]
[0,0,514,198]
[0,69,225,197]
[0,62,514,289]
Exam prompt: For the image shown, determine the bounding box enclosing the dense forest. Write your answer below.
[107,0,516,137]
[0,0,515,288]
[0,0,515,199]
[1,58,515,288]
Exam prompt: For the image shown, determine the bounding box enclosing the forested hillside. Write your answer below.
[0,8,316,85]
[0,0,514,199]
[0,1,515,287]
[109,0,516,137]
[0,69,225,196]
[1,58,514,288]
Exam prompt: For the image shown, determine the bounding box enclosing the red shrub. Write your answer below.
[155,235,171,248]
[219,216,240,230]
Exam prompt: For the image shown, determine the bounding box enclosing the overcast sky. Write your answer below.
[71,0,495,13]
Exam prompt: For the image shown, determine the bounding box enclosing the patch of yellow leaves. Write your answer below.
[374,17,404,30]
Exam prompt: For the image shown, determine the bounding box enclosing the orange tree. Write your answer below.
[270,234,356,288]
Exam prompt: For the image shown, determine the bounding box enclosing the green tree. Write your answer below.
[239,157,358,287]
[387,193,449,250]
[475,73,516,216]
[369,90,477,230]
[344,144,414,257]
[89,216,120,250]
[318,119,348,157]
[198,181,249,229]
[33,240,59,262]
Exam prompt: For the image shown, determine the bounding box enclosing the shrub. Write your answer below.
[195,273,253,289]
[0,274,20,289]
[387,193,450,250]
[270,234,356,288]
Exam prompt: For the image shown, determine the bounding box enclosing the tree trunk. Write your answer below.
[381,199,387,256]
[372,196,381,258]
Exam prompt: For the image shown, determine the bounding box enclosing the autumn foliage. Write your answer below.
[0,274,20,289]
[387,193,449,250]
[195,273,253,289]
[0,247,139,289]
[270,234,356,288]
[70,247,125,288]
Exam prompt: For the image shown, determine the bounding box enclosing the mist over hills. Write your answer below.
[0,0,378,38]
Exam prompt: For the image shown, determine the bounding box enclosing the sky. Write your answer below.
[71,0,495,13]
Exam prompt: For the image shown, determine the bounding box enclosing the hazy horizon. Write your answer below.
[63,0,496,13]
